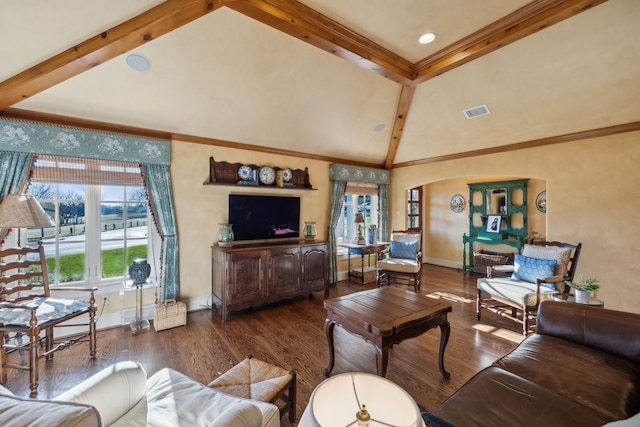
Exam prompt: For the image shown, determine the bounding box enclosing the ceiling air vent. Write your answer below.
[463,104,491,119]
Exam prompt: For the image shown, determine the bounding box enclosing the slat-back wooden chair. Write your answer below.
[0,242,97,397]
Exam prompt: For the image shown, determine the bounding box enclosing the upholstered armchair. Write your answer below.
[476,240,582,335]
[377,230,422,291]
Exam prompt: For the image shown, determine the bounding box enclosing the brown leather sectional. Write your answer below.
[433,300,640,426]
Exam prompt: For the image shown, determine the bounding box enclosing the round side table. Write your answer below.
[552,293,604,307]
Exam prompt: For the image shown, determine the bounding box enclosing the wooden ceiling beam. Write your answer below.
[384,85,416,170]
[0,0,222,111]
[412,0,607,85]
[224,0,414,85]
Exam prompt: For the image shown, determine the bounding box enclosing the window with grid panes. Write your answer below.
[24,155,156,288]
[407,186,422,230]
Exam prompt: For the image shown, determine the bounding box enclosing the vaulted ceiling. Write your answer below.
[1,0,638,169]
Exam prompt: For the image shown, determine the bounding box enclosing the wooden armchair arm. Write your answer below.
[52,286,97,293]
[0,302,37,313]
[486,264,515,278]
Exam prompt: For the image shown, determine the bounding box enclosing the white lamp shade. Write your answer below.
[0,194,55,228]
[302,372,422,427]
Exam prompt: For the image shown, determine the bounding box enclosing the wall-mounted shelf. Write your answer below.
[204,157,315,190]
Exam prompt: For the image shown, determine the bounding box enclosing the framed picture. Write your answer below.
[486,215,502,233]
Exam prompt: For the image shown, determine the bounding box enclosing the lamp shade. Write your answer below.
[300,372,422,427]
[354,213,365,224]
[0,194,55,228]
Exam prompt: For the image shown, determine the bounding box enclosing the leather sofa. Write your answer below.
[432,301,640,426]
[0,361,280,427]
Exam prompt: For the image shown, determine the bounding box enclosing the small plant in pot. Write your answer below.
[565,276,600,304]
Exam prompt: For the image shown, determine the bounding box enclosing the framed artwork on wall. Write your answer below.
[486,215,502,233]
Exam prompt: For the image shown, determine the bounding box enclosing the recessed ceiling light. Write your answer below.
[126,54,150,72]
[418,32,437,45]
[373,124,385,132]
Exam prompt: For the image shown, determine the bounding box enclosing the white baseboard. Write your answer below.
[422,257,462,270]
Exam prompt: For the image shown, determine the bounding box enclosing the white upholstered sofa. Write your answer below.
[0,361,281,427]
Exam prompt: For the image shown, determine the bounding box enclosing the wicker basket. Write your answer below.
[153,299,187,332]
[473,250,514,271]
[351,266,378,284]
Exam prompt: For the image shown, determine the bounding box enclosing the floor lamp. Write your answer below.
[0,194,55,246]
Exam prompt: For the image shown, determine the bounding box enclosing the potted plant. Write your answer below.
[565,276,600,304]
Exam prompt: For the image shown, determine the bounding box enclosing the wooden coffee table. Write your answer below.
[323,286,453,379]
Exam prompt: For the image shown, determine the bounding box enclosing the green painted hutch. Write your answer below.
[462,178,529,273]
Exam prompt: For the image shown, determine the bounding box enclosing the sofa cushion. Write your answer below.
[56,360,147,426]
[378,257,421,273]
[477,276,557,307]
[145,367,280,427]
[512,254,557,284]
[522,244,571,278]
[0,393,100,427]
[208,401,262,427]
[494,334,640,421]
[432,366,611,427]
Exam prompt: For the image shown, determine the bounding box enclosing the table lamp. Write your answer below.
[300,372,423,427]
[0,194,55,245]
[353,213,366,245]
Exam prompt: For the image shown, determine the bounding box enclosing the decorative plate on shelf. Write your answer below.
[282,168,292,182]
[450,194,465,213]
[238,165,253,181]
[259,166,276,185]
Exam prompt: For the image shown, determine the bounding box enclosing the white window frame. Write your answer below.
[21,183,160,296]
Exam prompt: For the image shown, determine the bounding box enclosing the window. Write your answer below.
[407,186,422,230]
[22,155,156,290]
[337,182,379,244]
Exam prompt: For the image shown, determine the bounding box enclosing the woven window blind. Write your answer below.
[31,155,143,187]
[345,181,378,195]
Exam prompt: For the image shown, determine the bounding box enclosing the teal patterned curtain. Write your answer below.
[328,164,390,283]
[0,152,36,239]
[0,152,34,198]
[143,164,179,302]
[0,118,169,165]
[328,180,347,284]
[378,183,388,241]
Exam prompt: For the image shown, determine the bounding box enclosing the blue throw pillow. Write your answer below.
[390,240,418,259]
[512,254,557,284]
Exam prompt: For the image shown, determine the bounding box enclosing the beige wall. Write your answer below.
[390,131,640,314]
[171,141,331,302]
[422,177,546,267]
[169,131,640,315]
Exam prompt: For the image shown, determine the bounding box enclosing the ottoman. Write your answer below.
[208,355,297,423]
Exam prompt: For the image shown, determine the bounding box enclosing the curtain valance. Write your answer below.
[329,163,389,185]
[0,118,170,165]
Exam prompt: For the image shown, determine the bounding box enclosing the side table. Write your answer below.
[340,242,389,284]
[552,292,604,307]
[123,279,157,332]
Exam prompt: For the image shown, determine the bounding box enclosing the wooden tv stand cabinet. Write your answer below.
[211,240,329,321]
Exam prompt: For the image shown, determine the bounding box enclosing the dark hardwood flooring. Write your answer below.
[3,264,524,425]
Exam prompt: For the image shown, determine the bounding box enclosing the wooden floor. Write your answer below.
[3,264,524,425]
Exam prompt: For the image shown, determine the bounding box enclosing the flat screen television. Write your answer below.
[229,194,300,241]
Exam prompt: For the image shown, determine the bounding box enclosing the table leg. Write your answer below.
[322,319,336,376]
[438,319,451,379]
[375,345,390,377]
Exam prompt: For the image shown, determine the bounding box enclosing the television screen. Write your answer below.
[229,194,300,241]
